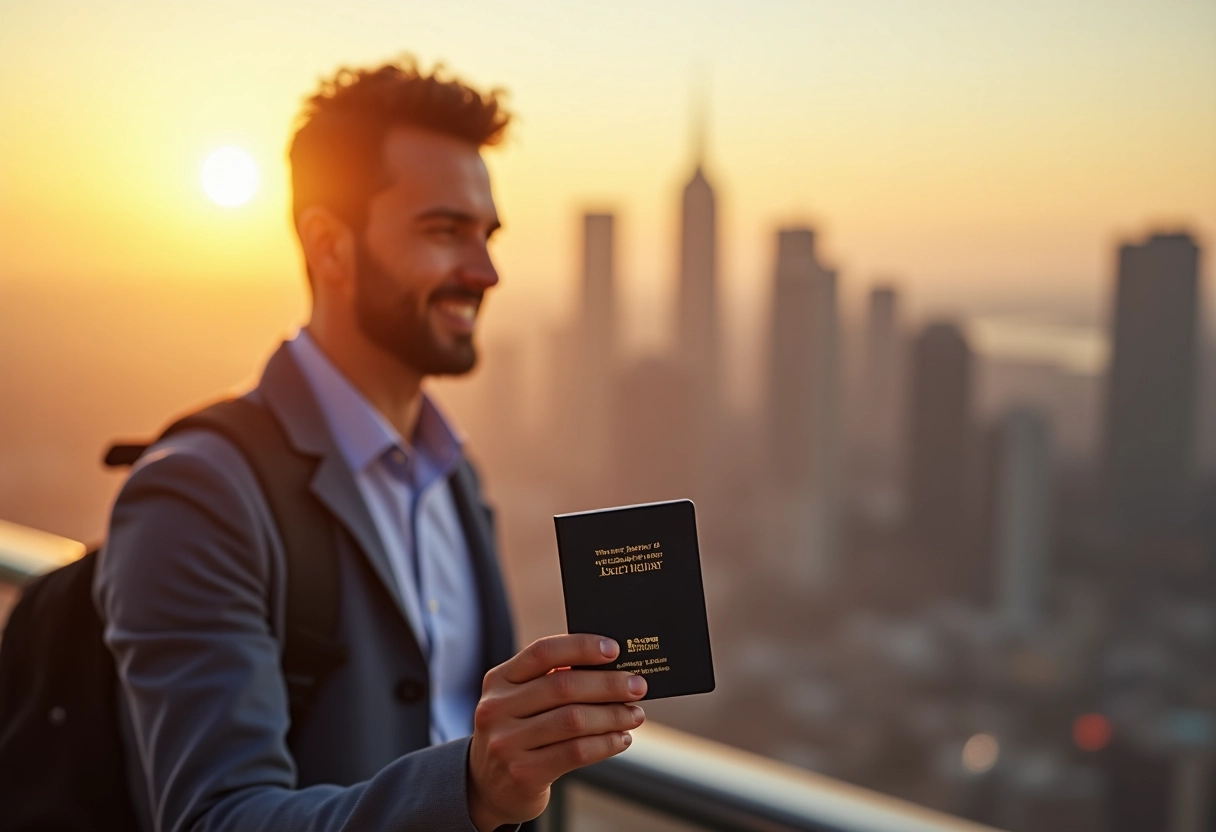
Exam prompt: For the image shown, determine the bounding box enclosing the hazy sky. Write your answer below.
[2,0,1214,377]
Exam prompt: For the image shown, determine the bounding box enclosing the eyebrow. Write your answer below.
[414,207,502,237]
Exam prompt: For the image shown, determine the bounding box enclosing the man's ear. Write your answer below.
[297,206,357,289]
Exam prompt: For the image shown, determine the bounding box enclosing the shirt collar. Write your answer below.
[287,329,463,477]
[412,394,465,481]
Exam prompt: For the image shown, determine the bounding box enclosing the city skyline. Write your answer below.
[3,2,1214,398]
[490,148,1216,829]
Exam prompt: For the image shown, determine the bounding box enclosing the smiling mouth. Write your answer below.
[432,295,480,333]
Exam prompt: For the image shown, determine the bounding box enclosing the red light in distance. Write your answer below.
[1073,714,1113,752]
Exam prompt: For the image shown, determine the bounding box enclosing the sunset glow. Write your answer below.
[0,0,1212,408]
[200,147,260,207]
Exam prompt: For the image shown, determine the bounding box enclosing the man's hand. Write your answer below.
[467,634,647,830]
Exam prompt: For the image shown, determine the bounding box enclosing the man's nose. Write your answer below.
[459,243,500,291]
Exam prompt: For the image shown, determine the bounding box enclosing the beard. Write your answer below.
[352,237,481,376]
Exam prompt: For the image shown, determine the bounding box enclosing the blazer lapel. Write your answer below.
[449,459,516,672]
[254,344,413,629]
[309,454,411,622]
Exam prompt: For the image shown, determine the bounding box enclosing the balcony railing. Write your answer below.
[542,721,1004,832]
[0,519,87,623]
[0,518,86,586]
[0,522,1003,832]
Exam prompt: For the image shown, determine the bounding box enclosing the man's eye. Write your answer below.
[428,225,459,239]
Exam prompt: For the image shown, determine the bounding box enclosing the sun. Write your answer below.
[200,146,260,207]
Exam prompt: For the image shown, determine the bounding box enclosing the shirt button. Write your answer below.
[428,598,440,614]
[390,449,407,466]
[395,678,427,703]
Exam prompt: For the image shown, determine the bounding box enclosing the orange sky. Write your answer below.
[2,0,1214,402]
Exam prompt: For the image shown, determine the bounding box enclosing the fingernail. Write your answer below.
[628,675,646,696]
[622,732,633,747]
[628,704,645,724]
[600,639,618,658]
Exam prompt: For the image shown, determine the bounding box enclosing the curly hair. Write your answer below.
[289,58,511,229]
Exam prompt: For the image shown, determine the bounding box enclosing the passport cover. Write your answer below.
[554,499,715,700]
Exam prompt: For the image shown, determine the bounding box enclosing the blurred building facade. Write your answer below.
[677,159,720,411]
[905,322,975,602]
[765,228,841,588]
[990,408,1052,631]
[1102,232,1202,535]
[577,212,617,476]
[855,286,904,523]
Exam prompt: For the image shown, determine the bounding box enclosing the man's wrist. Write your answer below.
[466,760,508,832]
[467,791,499,832]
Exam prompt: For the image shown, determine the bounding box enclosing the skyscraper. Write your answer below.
[856,285,905,521]
[669,108,723,497]
[990,408,1052,629]
[1102,232,1202,534]
[610,357,693,505]
[766,227,841,586]
[906,322,973,600]
[582,213,616,362]
[677,157,719,407]
[864,287,902,452]
[548,213,620,484]
[576,212,618,476]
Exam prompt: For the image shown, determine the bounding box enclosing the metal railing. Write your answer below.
[0,519,86,586]
[547,720,1011,832]
[546,722,1004,832]
[0,523,1002,832]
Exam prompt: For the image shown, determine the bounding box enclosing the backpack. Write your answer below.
[0,398,348,831]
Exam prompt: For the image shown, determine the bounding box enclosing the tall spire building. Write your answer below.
[677,111,720,409]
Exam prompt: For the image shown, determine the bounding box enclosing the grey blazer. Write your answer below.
[94,343,517,832]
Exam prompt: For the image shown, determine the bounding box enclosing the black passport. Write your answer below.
[554,500,715,700]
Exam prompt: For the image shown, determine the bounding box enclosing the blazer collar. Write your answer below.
[253,342,411,624]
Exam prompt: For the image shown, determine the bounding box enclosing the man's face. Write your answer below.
[354,126,500,376]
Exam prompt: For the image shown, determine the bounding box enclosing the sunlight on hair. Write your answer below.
[200,147,260,207]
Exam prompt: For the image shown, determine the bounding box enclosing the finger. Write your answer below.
[498,634,619,685]
[513,703,645,751]
[520,731,635,785]
[514,669,646,717]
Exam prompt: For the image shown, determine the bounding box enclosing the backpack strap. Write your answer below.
[154,399,348,745]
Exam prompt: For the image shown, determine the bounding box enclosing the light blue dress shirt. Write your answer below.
[288,330,483,745]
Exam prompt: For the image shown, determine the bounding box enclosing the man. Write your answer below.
[94,60,646,832]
